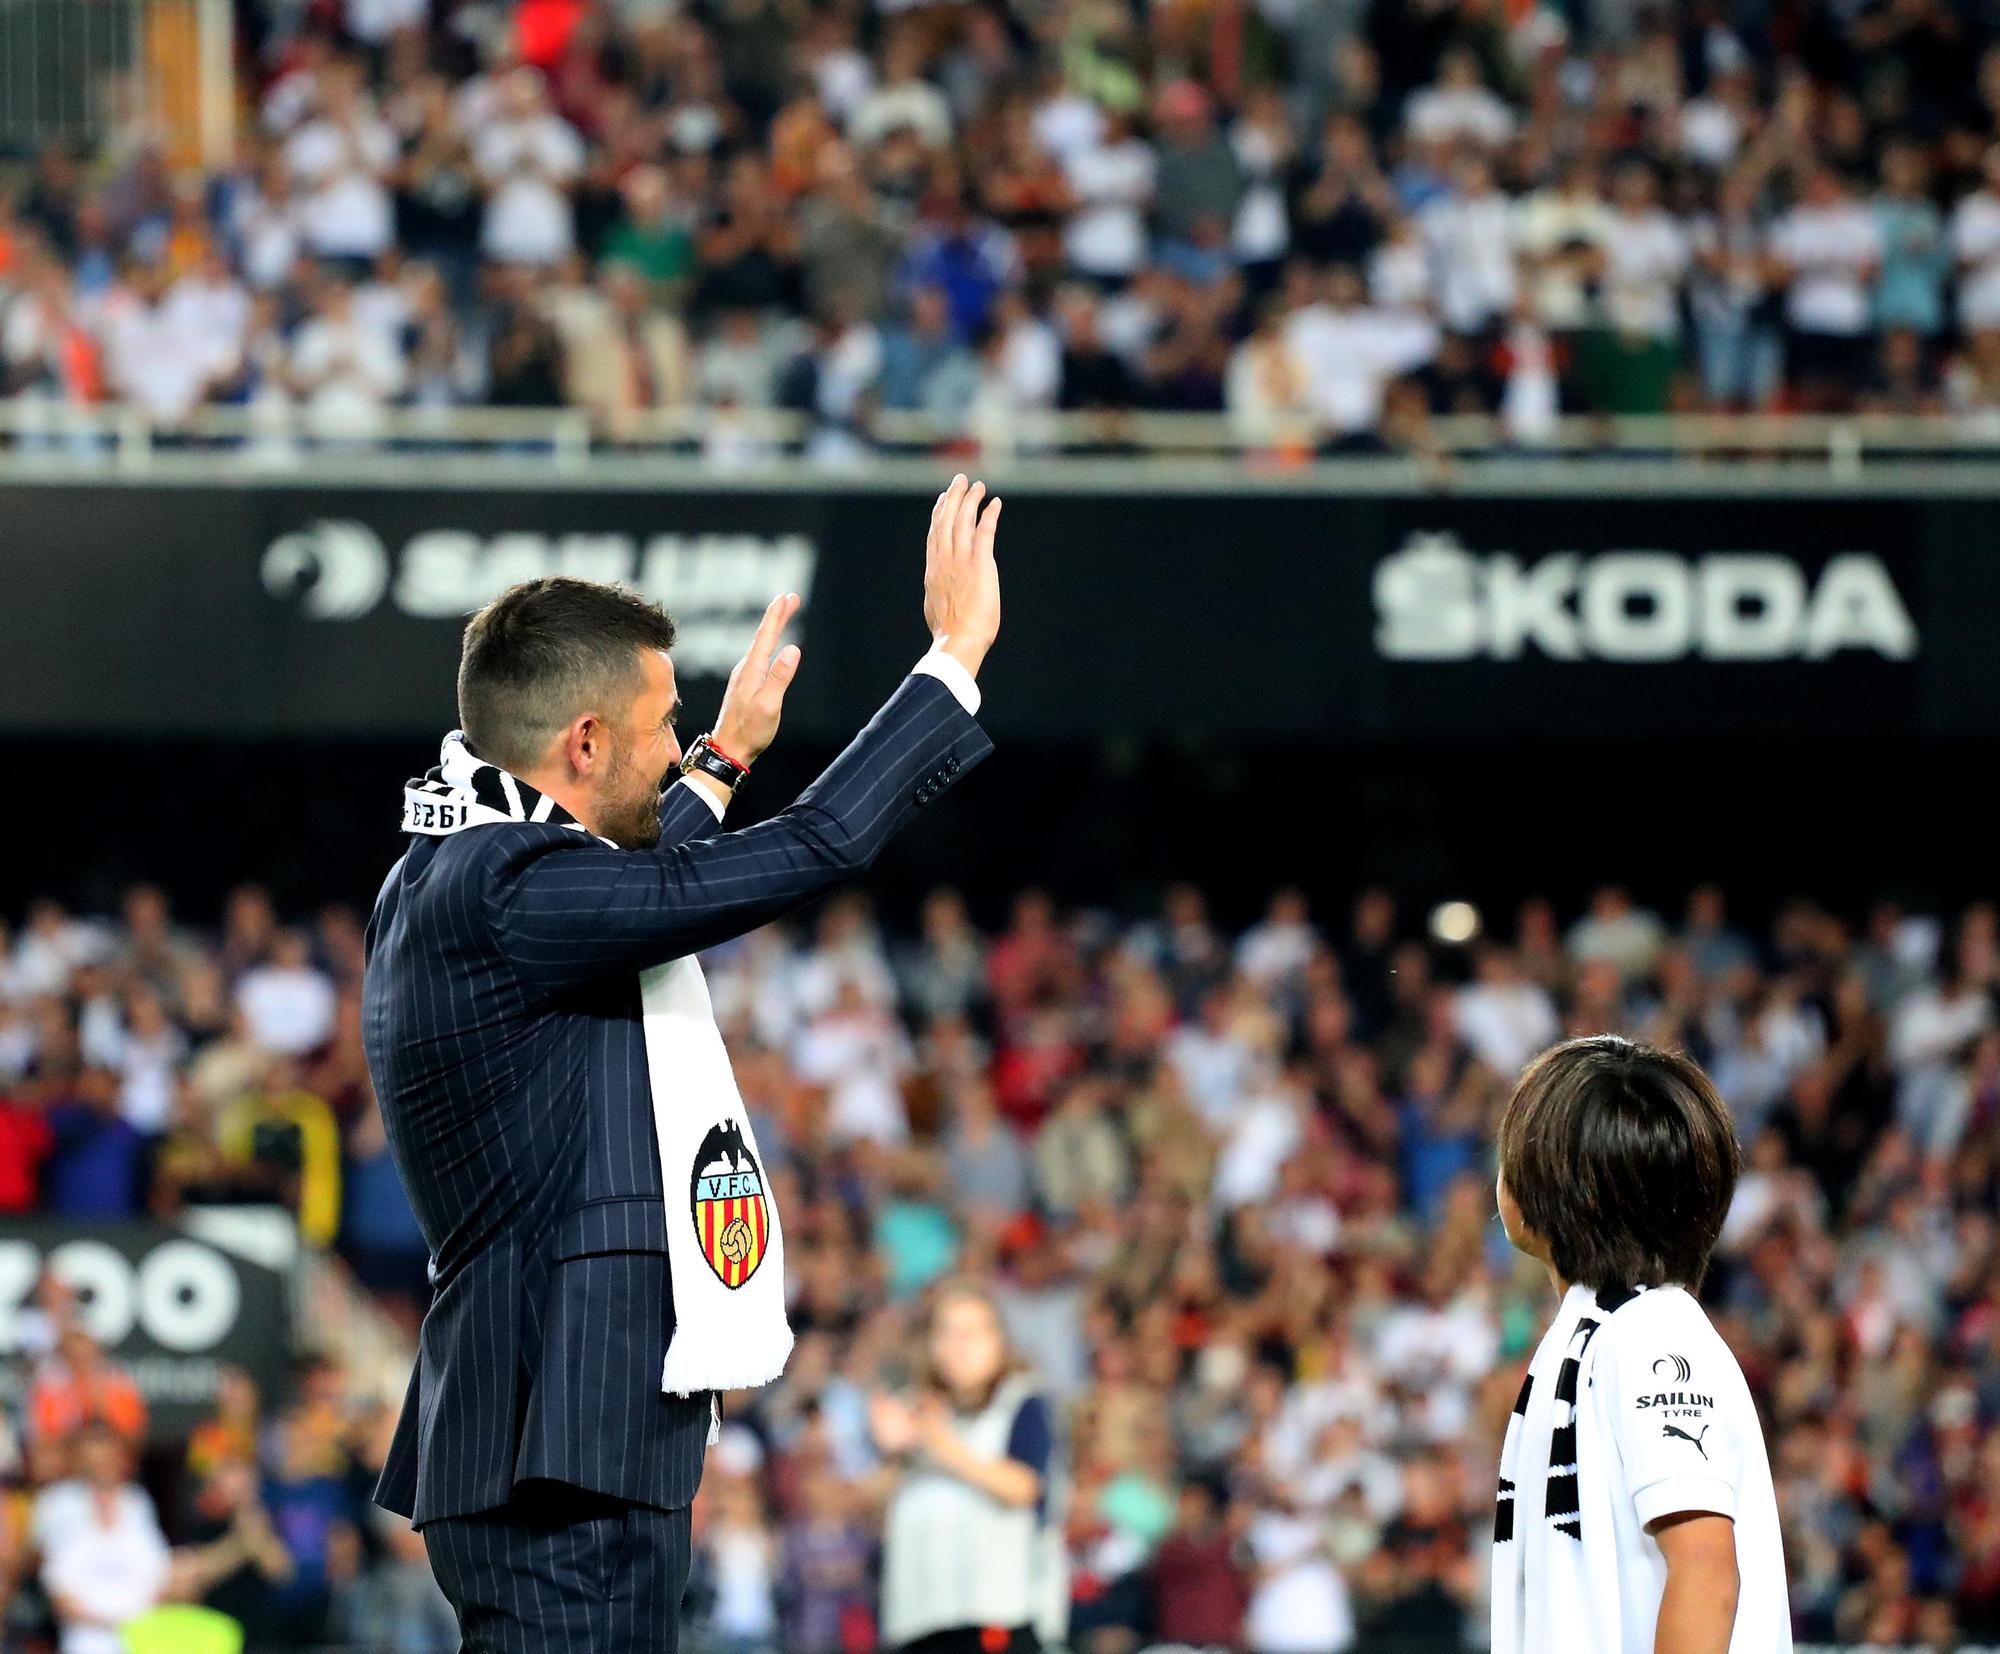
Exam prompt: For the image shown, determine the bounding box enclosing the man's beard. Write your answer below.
[598,744,669,850]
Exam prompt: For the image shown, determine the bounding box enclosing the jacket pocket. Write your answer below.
[550,1197,671,1259]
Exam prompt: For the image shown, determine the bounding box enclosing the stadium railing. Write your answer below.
[9,399,2000,477]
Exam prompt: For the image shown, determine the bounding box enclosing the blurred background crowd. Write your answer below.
[12,0,2000,456]
[4,872,2000,1650]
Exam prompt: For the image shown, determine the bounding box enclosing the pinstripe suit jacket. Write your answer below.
[362,674,991,1525]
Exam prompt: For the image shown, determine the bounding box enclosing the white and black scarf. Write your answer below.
[1492,1282,1641,1654]
[403,732,794,1397]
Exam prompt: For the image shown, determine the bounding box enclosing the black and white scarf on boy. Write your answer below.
[1491,1282,1641,1654]
[403,732,794,1397]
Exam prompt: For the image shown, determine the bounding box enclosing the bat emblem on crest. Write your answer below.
[689,1120,769,1290]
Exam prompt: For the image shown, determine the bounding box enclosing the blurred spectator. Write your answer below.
[777,1471,874,1654]
[41,1068,147,1221]
[1565,885,1668,980]
[1240,1479,1356,1654]
[1876,141,1949,341]
[340,1509,456,1654]
[1953,147,2000,340]
[880,286,978,422]
[99,260,236,427]
[698,1473,781,1654]
[1148,1479,1246,1646]
[28,1325,147,1452]
[553,259,692,433]
[474,69,585,269]
[1773,166,1883,413]
[35,1422,168,1654]
[180,1459,297,1650]
[872,1283,1063,1653]
[286,56,396,266]
[1420,156,1514,342]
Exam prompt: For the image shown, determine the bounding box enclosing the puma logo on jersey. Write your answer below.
[1662,1422,1711,1459]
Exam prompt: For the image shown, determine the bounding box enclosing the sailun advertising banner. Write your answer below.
[1,476,1987,743]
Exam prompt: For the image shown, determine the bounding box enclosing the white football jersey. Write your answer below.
[1580,1283,1792,1654]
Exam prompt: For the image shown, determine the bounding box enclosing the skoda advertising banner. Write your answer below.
[1,475,1986,743]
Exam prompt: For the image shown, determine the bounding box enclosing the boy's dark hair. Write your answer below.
[1498,1035,1740,1293]
[458,577,677,774]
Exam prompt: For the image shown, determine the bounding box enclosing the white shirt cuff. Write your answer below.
[1632,1477,1737,1528]
[912,645,981,715]
[675,774,727,822]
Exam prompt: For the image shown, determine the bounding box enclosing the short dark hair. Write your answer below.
[1498,1035,1740,1293]
[457,577,677,773]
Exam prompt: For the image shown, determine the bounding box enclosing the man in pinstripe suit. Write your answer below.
[361,477,1004,1651]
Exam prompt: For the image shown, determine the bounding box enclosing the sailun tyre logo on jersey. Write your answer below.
[1652,1353,1693,1383]
[690,1121,769,1290]
[1373,531,1917,662]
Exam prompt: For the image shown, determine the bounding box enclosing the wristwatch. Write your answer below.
[680,733,751,797]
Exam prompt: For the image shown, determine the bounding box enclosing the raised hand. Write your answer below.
[924,474,1003,680]
[869,1392,920,1455]
[712,591,802,765]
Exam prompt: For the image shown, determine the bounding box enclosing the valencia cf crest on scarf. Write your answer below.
[690,1120,770,1289]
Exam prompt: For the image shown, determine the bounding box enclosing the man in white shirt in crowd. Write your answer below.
[235,928,340,1056]
[848,24,954,149]
[231,153,306,292]
[3,247,101,413]
[1405,48,1517,151]
[163,244,252,383]
[343,0,426,47]
[110,984,187,1134]
[37,1423,170,1654]
[1421,154,1516,339]
[1601,161,1689,342]
[285,55,397,266]
[1513,157,1613,338]
[1567,158,1692,412]
[474,67,587,268]
[1566,885,1668,981]
[1372,1263,1500,1442]
[1889,928,1995,1152]
[99,261,237,426]
[1236,887,1322,988]
[1243,1477,1358,1654]
[1770,165,1881,410]
[1456,944,1561,1076]
[286,270,405,439]
[1061,110,1157,285]
[1678,57,1756,173]
[1284,261,1439,440]
[1950,145,2000,339]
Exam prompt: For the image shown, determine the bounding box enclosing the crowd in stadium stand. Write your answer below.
[9,0,2000,452]
[2,872,2000,1651]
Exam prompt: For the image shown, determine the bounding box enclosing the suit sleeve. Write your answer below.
[484,674,992,990]
[655,775,727,845]
[1597,1305,1742,1529]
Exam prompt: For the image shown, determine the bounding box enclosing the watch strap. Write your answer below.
[681,734,750,796]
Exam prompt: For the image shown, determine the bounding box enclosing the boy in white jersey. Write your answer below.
[1491,1036,1790,1654]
